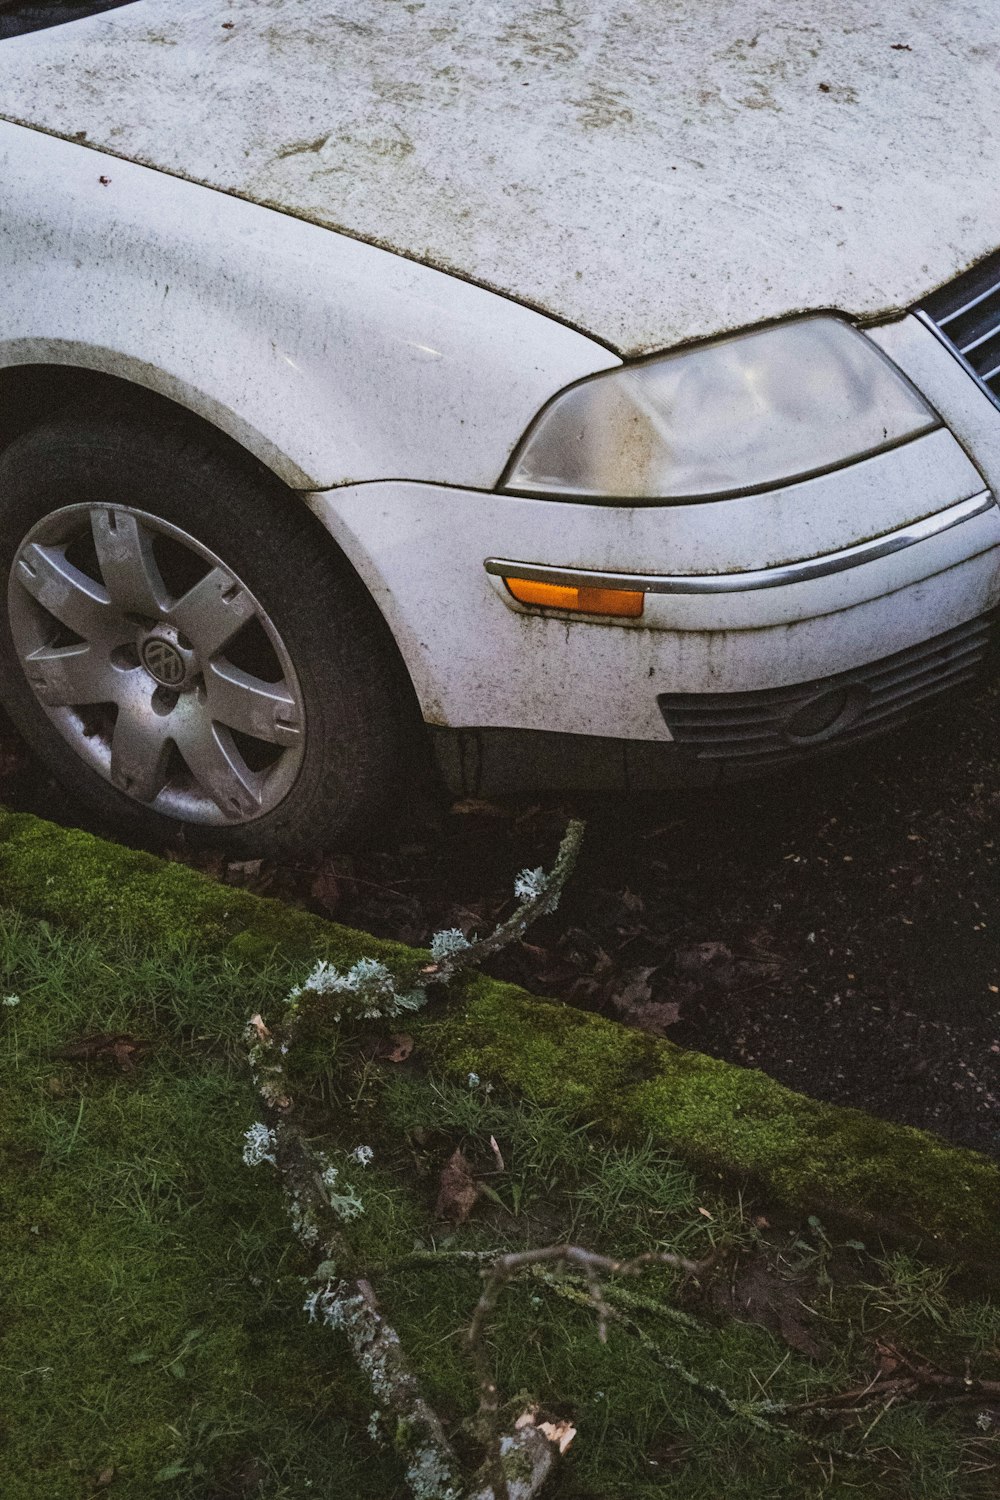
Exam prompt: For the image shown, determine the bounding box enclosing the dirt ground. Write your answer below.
[2,673,998,1159]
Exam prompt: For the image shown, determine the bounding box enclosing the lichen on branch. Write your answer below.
[242,820,588,1500]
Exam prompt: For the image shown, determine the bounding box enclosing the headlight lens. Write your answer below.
[503,316,938,501]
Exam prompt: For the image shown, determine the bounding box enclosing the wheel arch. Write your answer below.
[0,358,429,741]
[0,352,317,490]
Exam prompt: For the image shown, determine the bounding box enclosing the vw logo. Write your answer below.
[141,637,186,687]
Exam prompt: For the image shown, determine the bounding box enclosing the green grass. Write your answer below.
[2,909,999,1498]
[0,807,998,1266]
[0,912,403,1499]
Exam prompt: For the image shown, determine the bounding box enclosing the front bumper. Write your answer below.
[309,313,1000,786]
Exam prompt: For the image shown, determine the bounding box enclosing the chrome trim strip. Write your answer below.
[484,490,996,596]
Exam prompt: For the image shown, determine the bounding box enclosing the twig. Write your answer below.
[241,1015,462,1494]
[243,823,590,1500]
[787,1368,1000,1417]
[538,1273,868,1461]
[465,1243,708,1498]
[420,820,586,982]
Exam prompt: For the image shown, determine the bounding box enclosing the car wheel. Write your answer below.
[0,407,412,855]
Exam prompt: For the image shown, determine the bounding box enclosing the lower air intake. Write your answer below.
[658,613,996,768]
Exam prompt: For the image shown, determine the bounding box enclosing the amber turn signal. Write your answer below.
[504,576,644,618]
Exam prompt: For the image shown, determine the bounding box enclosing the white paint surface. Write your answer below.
[1,0,997,356]
[0,122,615,489]
[309,428,999,737]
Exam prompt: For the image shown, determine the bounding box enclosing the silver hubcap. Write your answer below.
[8,504,306,826]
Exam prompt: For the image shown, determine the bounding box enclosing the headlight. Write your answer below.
[503,316,938,502]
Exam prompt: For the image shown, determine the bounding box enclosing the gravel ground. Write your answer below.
[3,675,998,1158]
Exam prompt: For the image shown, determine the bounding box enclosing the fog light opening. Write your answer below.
[783,683,869,745]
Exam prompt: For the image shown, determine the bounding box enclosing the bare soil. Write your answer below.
[3,674,998,1159]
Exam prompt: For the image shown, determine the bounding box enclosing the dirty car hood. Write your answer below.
[1,0,996,357]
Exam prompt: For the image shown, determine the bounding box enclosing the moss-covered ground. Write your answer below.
[1,811,999,1496]
[0,809,997,1266]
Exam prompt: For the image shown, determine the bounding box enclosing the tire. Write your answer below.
[0,406,414,856]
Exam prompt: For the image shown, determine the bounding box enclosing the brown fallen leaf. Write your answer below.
[515,1408,578,1457]
[611,966,685,1034]
[247,1013,272,1043]
[778,1309,824,1361]
[378,1032,414,1064]
[449,797,510,817]
[168,847,225,880]
[94,1467,115,1489]
[615,966,657,1010]
[676,941,734,972]
[310,858,342,916]
[623,1000,682,1034]
[53,1035,151,1072]
[519,940,549,965]
[435,1147,480,1223]
[618,887,645,917]
[537,1418,577,1455]
[224,857,274,893]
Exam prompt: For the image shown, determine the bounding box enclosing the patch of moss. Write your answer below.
[0,808,997,1275]
[0,808,418,976]
[419,987,1000,1273]
[0,928,401,1500]
[3,903,997,1499]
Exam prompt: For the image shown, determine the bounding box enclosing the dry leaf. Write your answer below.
[519,941,549,964]
[310,859,341,915]
[225,858,274,893]
[615,997,683,1034]
[611,966,684,1034]
[449,797,509,816]
[379,1032,414,1064]
[778,1309,823,1360]
[435,1147,480,1223]
[489,1135,505,1172]
[514,1410,577,1456]
[677,941,734,969]
[615,966,657,1009]
[53,1034,151,1072]
[538,1419,577,1455]
[248,1013,272,1043]
[94,1467,115,1488]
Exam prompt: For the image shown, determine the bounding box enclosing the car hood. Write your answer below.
[1,0,996,357]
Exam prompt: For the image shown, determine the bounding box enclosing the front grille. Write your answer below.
[919,250,1000,407]
[658,613,996,768]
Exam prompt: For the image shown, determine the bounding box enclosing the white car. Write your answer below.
[0,0,998,854]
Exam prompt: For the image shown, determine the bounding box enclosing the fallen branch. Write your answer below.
[243,823,593,1499]
[465,1244,709,1500]
[419,820,586,982]
[308,1277,464,1499]
[536,1270,870,1461]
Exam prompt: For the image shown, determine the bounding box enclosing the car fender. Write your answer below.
[0,121,617,492]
